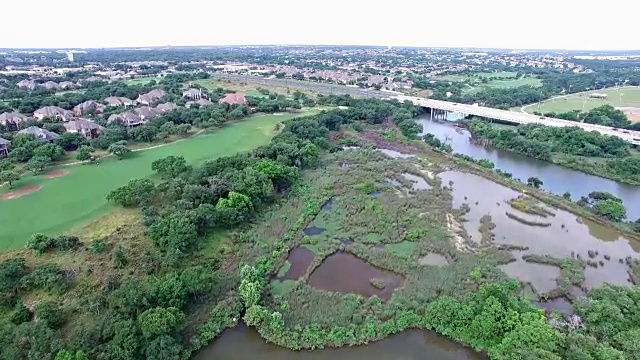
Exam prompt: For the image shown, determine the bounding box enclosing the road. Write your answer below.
[211,73,640,145]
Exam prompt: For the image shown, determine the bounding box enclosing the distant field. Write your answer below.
[522,86,640,114]
[55,89,85,96]
[124,77,158,85]
[194,78,320,98]
[437,71,541,93]
[0,110,321,250]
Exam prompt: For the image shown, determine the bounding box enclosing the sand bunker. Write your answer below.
[1,185,42,200]
[44,170,70,179]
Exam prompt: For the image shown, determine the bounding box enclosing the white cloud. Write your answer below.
[2,0,639,50]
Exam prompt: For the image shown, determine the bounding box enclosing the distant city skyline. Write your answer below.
[4,0,639,50]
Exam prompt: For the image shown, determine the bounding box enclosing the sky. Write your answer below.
[3,0,639,50]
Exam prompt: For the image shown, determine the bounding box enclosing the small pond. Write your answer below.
[308,252,404,300]
[277,247,316,280]
[193,324,485,360]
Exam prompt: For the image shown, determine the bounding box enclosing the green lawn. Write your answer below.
[522,86,640,114]
[0,111,320,250]
[436,72,541,94]
[124,77,158,85]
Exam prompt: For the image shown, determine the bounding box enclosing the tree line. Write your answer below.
[466,119,640,184]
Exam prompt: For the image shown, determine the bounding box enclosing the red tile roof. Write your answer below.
[218,93,247,105]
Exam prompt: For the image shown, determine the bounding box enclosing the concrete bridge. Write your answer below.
[394,95,640,146]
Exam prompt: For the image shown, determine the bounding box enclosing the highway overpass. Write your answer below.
[394,95,640,146]
[210,73,640,145]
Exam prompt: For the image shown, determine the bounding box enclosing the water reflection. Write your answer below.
[193,324,484,360]
[416,114,640,219]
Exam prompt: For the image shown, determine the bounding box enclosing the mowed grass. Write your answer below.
[436,71,541,94]
[522,86,640,114]
[0,111,320,250]
[124,77,159,85]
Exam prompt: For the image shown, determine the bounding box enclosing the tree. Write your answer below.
[107,178,155,207]
[55,350,89,360]
[55,132,88,151]
[108,142,132,160]
[33,143,65,161]
[151,156,191,179]
[130,125,158,143]
[527,176,543,188]
[215,191,254,227]
[143,335,183,360]
[34,300,65,329]
[25,155,51,173]
[0,170,20,187]
[75,145,94,162]
[137,307,185,338]
[594,199,627,221]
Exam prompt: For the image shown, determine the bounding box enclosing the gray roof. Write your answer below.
[156,102,179,112]
[63,119,104,132]
[104,96,135,106]
[0,112,27,125]
[18,126,60,142]
[34,106,74,119]
[0,137,10,145]
[136,89,166,104]
[108,112,143,125]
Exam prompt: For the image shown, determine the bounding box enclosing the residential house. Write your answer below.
[18,126,60,142]
[33,106,75,121]
[133,107,162,121]
[73,100,105,116]
[16,79,36,90]
[0,112,28,131]
[104,96,135,107]
[0,137,9,158]
[107,112,145,127]
[155,102,179,112]
[136,89,166,106]
[41,81,60,91]
[186,99,213,108]
[58,81,77,90]
[218,93,247,106]
[182,88,206,100]
[63,119,104,139]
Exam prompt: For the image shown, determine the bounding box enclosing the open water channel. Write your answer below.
[415,114,640,219]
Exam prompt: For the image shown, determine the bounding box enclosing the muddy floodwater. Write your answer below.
[193,324,485,360]
[440,170,640,289]
[401,173,432,190]
[308,252,404,300]
[278,247,315,280]
[499,261,560,293]
[377,148,417,159]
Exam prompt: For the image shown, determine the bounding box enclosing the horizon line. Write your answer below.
[1,44,640,53]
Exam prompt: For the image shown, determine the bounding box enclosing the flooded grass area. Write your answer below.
[418,252,450,267]
[277,247,316,280]
[308,252,405,300]
[401,172,432,190]
[440,170,640,292]
[499,261,560,293]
